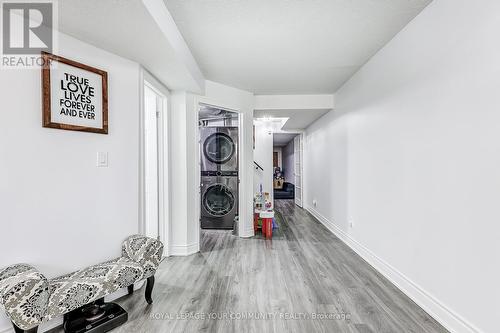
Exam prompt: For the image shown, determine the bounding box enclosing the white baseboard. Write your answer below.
[306,206,482,333]
[239,227,255,238]
[170,242,199,256]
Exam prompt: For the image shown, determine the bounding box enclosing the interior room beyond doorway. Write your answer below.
[273,133,302,207]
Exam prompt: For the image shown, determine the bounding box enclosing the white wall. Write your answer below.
[0,33,141,331]
[253,120,274,207]
[304,1,499,332]
[169,91,199,255]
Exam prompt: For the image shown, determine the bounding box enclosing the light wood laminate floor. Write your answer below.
[49,199,447,333]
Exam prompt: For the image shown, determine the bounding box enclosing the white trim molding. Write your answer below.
[240,226,255,238]
[139,68,171,256]
[306,206,483,333]
[170,243,199,256]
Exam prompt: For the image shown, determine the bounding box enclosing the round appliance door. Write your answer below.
[203,133,235,164]
[203,183,235,217]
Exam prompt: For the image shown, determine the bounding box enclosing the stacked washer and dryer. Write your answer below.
[200,119,239,229]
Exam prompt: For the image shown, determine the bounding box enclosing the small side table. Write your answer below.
[254,209,275,239]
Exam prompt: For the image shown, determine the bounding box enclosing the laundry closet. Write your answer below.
[198,105,239,229]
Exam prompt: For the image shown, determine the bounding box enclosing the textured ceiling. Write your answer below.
[273,133,298,147]
[165,0,432,94]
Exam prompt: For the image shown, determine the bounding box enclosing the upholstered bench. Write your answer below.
[0,235,163,333]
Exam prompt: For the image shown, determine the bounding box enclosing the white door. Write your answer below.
[294,135,303,207]
[144,84,161,239]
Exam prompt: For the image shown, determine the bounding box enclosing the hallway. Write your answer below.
[84,200,446,333]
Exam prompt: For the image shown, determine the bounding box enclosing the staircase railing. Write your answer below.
[254,161,264,171]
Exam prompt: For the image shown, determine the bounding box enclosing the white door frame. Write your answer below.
[273,129,306,208]
[294,133,304,207]
[139,68,170,256]
[194,101,246,242]
[274,129,305,207]
[299,132,306,208]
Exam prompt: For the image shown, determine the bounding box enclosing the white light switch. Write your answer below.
[97,152,108,167]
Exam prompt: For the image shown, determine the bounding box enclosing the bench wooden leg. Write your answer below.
[12,322,38,333]
[145,276,155,304]
[128,284,134,295]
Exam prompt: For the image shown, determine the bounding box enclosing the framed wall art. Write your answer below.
[41,52,108,134]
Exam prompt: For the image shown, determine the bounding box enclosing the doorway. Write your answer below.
[293,134,303,208]
[272,132,303,207]
[198,105,240,231]
[142,76,169,246]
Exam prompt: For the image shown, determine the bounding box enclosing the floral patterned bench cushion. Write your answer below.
[122,234,163,279]
[0,264,49,330]
[0,235,163,330]
[46,257,144,320]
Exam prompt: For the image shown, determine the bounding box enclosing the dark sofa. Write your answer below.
[274,182,295,199]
